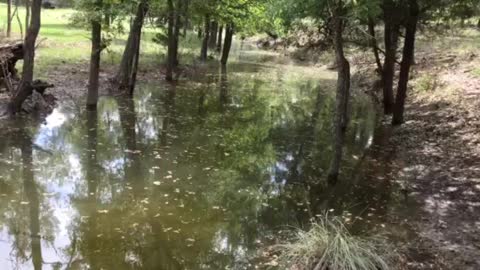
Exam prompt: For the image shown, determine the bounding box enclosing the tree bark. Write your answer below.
[327,5,350,186]
[381,20,399,115]
[220,24,233,65]
[7,0,12,37]
[209,21,218,48]
[86,8,102,111]
[368,18,382,74]
[183,0,188,36]
[200,15,210,62]
[392,0,419,125]
[7,0,41,114]
[166,0,175,81]
[216,25,223,52]
[172,0,183,67]
[116,0,148,92]
[25,0,30,30]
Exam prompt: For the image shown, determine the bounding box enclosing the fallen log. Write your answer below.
[0,42,24,81]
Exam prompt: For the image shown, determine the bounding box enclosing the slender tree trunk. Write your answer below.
[7,0,41,114]
[14,0,24,38]
[183,0,188,36]
[86,8,102,111]
[129,31,141,95]
[7,0,12,37]
[25,0,30,30]
[220,24,233,65]
[392,0,419,125]
[368,18,382,74]
[197,26,202,38]
[166,0,175,81]
[327,6,350,186]
[216,25,223,52]
[116,0,148,92]
[172,0,183,67]
[209,21,218,48]
[200,15,210,62]
[382,20,399,115]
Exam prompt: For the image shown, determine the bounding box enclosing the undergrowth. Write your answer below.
[277,216,397,270]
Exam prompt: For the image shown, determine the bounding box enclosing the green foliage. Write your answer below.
[277,216,395,270]
[415,74,437,92]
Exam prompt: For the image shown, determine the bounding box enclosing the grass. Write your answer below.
[0,3,202,78]
[414,74,437,93]
[277,216,396,270]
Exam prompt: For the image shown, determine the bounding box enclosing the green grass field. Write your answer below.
[0,3,201,77]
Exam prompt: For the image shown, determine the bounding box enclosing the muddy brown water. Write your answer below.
[0,43,417,269]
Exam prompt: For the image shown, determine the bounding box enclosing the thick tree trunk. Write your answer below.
[368,18,382,74]
[200,15,210,62]
[166,0,175,81]
[116,0,148,92]
[220,24,233,65]
[327,8,350,186]
[209,21,218,48]
[7,0,41,114]
[7,0,12,37]
[86,13,102,111]
[216,25,223,52]
[392,0,419,125]
[382,21,399,115]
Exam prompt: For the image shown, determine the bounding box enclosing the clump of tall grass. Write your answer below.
[277,217,396,270]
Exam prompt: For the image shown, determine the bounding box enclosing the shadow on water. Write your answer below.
[0,44,418,269]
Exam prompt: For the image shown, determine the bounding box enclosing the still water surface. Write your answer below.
[0,44,411,269]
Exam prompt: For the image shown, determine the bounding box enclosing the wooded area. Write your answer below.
[1,0,480,269]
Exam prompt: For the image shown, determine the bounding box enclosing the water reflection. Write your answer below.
[0,46,412,269]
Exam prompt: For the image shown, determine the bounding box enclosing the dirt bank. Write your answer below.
[387,51,480,269]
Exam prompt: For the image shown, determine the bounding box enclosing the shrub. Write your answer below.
[277,217,395,270]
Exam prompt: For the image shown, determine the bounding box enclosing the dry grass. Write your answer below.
[277,216,397,270]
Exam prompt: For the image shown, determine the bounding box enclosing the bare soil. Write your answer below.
[386,51,480,269]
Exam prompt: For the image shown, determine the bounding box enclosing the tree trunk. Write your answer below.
[200,15,210,62]
[172,0,183,67]
[129,35,141,95]
[209,21,218,48]
[7,0,12,37]
[86,8,102,111]
[216,25,223,52]
[382,20,399,115]
[183,0,189,36]
[25,0,30,30]
[197,26,202,38]
[220,24,233,65]
[166,0,175,81]
[392,0,419,125]
[116,0,148,92]
[327,6,350,186]
[368,18,382,74]
[7,0,41,114]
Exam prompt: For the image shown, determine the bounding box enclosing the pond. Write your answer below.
[0,43,413,269]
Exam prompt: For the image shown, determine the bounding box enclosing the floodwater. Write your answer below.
[0,43,414,269]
